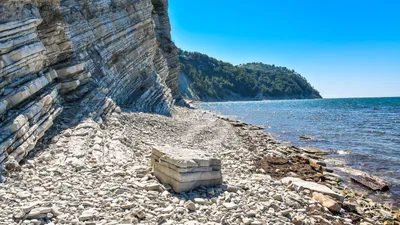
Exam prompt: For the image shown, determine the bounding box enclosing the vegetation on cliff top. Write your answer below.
[179,50,322,101]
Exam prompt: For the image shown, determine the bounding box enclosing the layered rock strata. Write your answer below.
[0,0,181,167]
[152,146,222,192]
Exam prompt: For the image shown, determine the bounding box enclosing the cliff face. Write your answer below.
[0,0,181,166]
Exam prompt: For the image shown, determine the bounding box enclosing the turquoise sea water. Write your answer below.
[197,97,400,202]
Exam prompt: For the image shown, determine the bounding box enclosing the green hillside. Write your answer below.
[178,50,322,101]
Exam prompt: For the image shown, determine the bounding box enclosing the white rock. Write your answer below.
[185,201,196,211]
[223,202,237,210]
[16,191,31,199]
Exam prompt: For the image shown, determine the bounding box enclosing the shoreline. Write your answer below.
[194,99,400,206]
[215,112,398,202]
[0,106,399,224]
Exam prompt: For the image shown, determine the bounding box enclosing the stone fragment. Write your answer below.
[79,209,97,221]
[14,211,26,219]
[312,192,341,213]
[273,193,283,201]
[26,207,51,219]
[342,201,357,212]
[282,177,344,201]
[194,198,207,204]
[144,183,161,191]
[16,191,31,199]
[379,209,393,219]
[133,210,146,219]
[185,201,196,211]
[223,202,237,210]
[247,210,256,217]
[226,185,239,193]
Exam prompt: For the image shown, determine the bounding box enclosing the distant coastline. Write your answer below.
[178,50,321,102]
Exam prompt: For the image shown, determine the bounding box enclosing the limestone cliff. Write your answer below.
[0,0,181,166]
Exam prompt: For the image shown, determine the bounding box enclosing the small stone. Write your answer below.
[343,201,357,212]
[273,194,283,201]
[5,157,21,171]
[223,202,237,210]
[16,191,31,199]
[114,107,121,113]
[30,219,41,225]
[185,201,196,211]
[162,205,175,213]
[312,192,341,213]
[79,209,97,221]
[14,211,26,219]
[26,207,51,219]
[163,184,172,191]
[121,202,135,209]
[246,210,256,217]
[32,186,46,192]
[279,209,291,217]
[194,198,207,204]
[64,129,72,137]
[134,210,146,219]
[144,183,161,191]
[113,170,125,176]
[226,185,239,192]
[51,207,62,217]
[243,218,251,224]
[379,209,393,219]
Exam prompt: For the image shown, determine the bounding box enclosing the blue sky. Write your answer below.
[168,0,400,98]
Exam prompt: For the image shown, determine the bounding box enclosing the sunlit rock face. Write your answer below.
[0,0,181,165]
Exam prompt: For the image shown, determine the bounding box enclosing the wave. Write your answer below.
[334,150,352,155]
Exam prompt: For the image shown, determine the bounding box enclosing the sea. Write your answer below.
[196,97,400,204]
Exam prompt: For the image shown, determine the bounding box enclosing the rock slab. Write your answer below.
[152,145,222,192]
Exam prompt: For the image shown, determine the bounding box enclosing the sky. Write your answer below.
[168,0,400,98]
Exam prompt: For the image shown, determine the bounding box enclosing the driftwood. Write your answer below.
[350,171,390,191]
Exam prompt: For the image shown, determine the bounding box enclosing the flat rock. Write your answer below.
[282,177,344,201]
[16,191,31,199]
[154,161,222,182]
[223,202,237,210]
[312,192,341,213]
[153,169,222,193]
[79,209,98,221]
[152,145,221,168]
